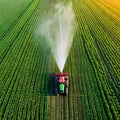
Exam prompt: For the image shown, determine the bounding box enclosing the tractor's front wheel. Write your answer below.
[64,76,69,80]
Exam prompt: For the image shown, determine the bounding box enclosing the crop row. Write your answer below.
[0,0,34,40]
[1,0,119,119]
[0,0,40,62]
[74,0,119,119]
[89,0,120,46]
[71,2,108,120]
[99,0,120,16]
[0,0,50,119]
[84,0,120,101]
[85,0,120,83]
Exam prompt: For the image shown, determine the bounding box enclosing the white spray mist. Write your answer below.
[36,2,76,72]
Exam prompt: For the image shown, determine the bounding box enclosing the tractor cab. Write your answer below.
[58,76,65,83]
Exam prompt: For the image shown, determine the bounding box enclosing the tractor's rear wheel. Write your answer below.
[66,80,69,87]
[65,87,68,96]
[54,87,58,96]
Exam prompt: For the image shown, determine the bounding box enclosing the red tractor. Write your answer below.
[54,73,69,96]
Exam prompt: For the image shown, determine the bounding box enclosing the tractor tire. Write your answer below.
[54,87,58,96]
[54,80,58,87]
[66,80,69,87]
[64,76,69,80]
[65,87,68,96]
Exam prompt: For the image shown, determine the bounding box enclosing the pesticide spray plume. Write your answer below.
[36,1,76,72]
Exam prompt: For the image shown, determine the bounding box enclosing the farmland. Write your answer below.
[0,0,120,119]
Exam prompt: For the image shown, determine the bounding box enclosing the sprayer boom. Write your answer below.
[55,73,68,76]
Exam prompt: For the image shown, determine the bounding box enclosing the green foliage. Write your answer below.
[0,0,33,36]
[0,0,120,120]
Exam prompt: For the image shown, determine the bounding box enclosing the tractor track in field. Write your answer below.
[60,96,64,120]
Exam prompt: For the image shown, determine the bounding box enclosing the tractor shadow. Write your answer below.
[46,72,55,96]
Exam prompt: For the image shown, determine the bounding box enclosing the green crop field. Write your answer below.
[0,0,120,120]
